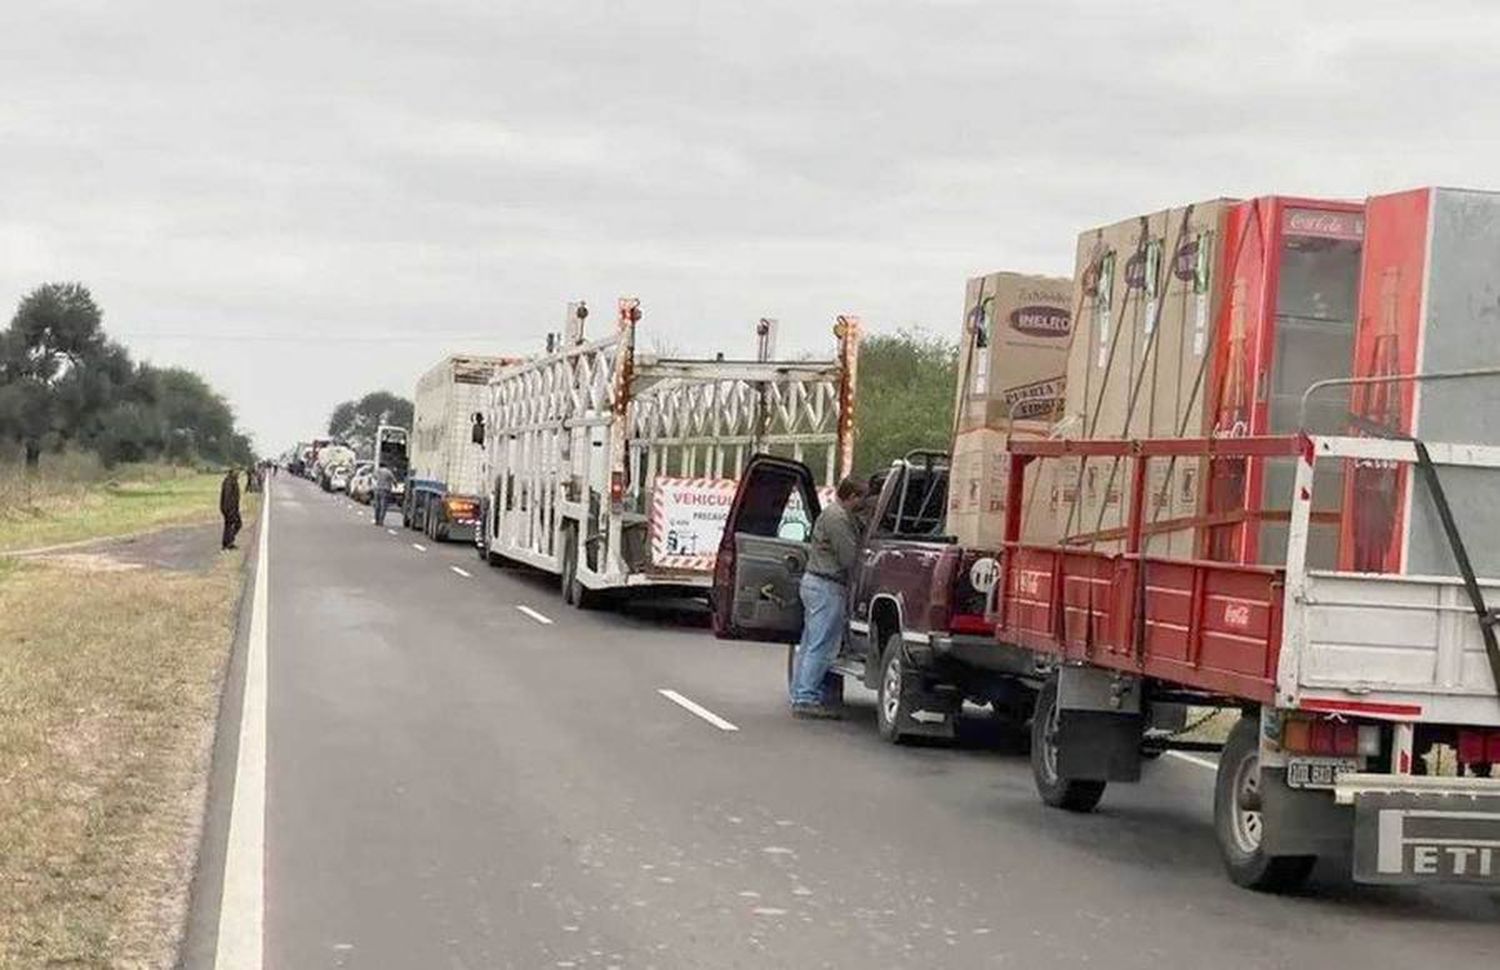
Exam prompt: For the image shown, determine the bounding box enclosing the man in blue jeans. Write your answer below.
[790,476,867,719]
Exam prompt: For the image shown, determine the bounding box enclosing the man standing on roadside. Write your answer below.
[220,467,242,551]
[373,462,396,527]
[790,476,867,719]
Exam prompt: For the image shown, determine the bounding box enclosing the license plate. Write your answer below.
[1353,791,1500,885]
[1286,757,1361,789]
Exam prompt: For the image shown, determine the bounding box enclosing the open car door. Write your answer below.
[712,455,820,641]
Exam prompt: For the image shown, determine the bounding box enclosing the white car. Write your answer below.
[328,463,353,492]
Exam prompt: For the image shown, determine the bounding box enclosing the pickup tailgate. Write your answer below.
[1287,570,1500,726]
[949,547,1001,634]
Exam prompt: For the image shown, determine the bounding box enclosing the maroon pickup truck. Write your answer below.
[712,451,1046,742]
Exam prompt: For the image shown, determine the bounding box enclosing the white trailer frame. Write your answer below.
[480,299,859,598]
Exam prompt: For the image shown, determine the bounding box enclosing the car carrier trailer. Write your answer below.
[994,428,1500,891]
[474,299,858,608]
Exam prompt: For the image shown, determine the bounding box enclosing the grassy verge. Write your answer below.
[0,469,232,553]
[0,521,252,967]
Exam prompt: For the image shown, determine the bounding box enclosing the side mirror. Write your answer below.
[471,413,485,446]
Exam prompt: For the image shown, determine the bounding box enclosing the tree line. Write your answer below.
[0,282,254,469]
[326,391,412,460]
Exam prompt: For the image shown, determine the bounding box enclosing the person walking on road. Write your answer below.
[789,476,867,719]
[220,467,243,551]
[373,464,396,526]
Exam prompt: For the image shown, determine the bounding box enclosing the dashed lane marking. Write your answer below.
[516,605,553,625]
[1167,751,1218,771]
[412,543,427,552]
[658,689,739,732]
[450,566,472,578]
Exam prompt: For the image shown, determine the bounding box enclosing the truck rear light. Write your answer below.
[927,548,960,631]
[610,471,624,503]
[1282,716,1377,757]
[1455,729,1500,765]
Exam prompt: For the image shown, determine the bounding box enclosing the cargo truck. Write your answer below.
[714,185,1500,894]
[406,355,518,542]
[474,299,858,608]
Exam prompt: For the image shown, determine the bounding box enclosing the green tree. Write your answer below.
[328,391,413,458]
[852,329,957,477]
[0,282,114,465]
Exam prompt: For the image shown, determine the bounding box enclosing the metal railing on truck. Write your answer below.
[479,300,859,592]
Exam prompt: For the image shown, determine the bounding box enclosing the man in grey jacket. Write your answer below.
[790,476,867,719]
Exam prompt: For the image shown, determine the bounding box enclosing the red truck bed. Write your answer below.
[994,435,1309,704]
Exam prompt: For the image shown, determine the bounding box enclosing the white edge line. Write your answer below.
[216,478,268,966]
[450,565,472,578]
[412,543,427,552]
[658,688,739,732]
[516,604,553,625]
[1166,750,1218,771]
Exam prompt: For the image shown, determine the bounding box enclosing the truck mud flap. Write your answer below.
[1352,790,1500,885]
[900,682,962,740]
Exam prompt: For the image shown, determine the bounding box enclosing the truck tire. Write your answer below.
[560,525,598,609]
[875,634,914,744]
[1214,715,1317,892]
[1030,675,1107,812]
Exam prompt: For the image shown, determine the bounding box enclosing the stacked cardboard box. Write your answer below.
[947,420,1057,548]
[946,272,1073,548]
[1055,200,1232,555]
[1339,187,1500,577]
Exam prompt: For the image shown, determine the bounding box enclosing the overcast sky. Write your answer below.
[4,1,1499,453]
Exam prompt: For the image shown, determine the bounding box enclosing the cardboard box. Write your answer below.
[1058,200,1232,555]
[945,422,1056,549]
[1339,187,1500,577]
[954,273,1073,434]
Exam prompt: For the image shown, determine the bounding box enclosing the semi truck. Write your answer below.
[405,355,518,542]
[474,299,858,608]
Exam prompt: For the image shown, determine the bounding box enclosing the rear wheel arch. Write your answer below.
[865,596,903,689]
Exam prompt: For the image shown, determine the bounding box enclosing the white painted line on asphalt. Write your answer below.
[386,529,398,536]
[412,542,427,552]
[216,479,269,968]
[1167,751,1218,771]
[658,689,740,732]
[516,605,553,625]
[450,565,472,578]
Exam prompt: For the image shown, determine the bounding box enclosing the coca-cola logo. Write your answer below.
[1173,239,1199,281]
[1009,305,1072,338]
[1124,251,1148,289]
[1283,208,1364,241]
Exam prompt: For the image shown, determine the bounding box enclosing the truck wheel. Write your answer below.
[1214,715,1316,892]
[560,526,598,608]
[1030,675,1106,812]
[875,634,913,744]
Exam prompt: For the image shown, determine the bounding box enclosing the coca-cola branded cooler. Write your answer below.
[1203,196,1366,567]
[1340,186,1500,576]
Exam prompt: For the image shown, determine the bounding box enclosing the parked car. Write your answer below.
[348,462,375,503]
[328,462,354,493]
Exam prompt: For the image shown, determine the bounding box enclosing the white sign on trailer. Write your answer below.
[650,478,838,572]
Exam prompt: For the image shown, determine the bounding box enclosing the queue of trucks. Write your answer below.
[287,183,1500,896]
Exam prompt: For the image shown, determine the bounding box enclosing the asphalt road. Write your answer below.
[184,476,1500,969]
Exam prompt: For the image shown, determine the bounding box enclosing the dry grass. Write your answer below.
[0,463,230,554]
[0,537,249,967]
